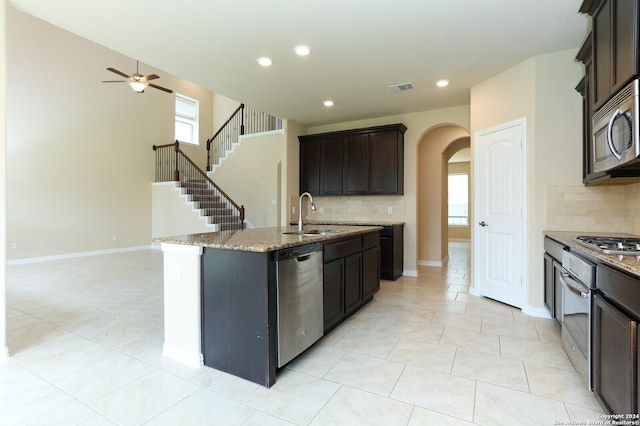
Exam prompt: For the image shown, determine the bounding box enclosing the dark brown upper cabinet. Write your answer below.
[299,123,406,196]
[582,0,640,109]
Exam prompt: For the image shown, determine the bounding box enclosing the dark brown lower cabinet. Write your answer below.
[362,245,380,299]
[323,258,345,331]
[323,231,379,332]
[593,293,638,415]
[344,252,362,315]
[380,225,403,280]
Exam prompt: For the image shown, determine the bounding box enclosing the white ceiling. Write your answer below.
[10,0,589,126]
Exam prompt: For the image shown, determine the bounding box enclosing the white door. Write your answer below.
[473,119,526,308]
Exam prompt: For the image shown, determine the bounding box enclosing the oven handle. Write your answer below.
[560,271,590,298]
[607,108,624,160]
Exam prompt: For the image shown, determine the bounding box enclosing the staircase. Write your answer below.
[206,103,282,170]
[153,141,245,231]
[179,178,242,231]
[152,102,282,232]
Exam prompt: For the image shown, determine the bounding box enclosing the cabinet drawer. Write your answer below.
[544,236,565,261]
[363,231,379,249]
[324,237,362,262]
[598,263,640,318]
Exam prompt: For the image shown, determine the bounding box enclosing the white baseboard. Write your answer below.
[162,344,204,369]
[522,305,552,319]
[448,240,471,246]
[7,245,154,265]
[0,346,9,361]
[403,269,418,277]
[418,260,443,267]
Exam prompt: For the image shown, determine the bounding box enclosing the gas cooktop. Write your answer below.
[575,235,640,255]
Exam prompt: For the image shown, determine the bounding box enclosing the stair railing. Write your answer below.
[153,141,245,230]
[206,103,282,170]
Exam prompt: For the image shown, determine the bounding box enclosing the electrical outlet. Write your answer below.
[319,207,324,214]
[292,206,296,214]
[10,243,17,250]
[387,206,393,215]
[112,234,118,241]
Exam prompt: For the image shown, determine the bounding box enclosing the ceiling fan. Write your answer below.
[101,60,173,93]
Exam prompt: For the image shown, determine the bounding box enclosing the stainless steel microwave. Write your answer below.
[592,79,640,173]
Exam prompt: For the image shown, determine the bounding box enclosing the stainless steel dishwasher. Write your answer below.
[275,243,324,367]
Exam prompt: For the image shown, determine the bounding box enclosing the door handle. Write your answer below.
[479,221,488,227]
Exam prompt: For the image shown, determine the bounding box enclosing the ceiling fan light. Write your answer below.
[128,80,147,93]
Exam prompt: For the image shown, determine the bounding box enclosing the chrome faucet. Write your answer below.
[298,192,316,232]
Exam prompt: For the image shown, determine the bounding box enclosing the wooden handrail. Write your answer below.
[206,104,244,171]
[153,141,245,228]
[177,146,244,219]
[205,103,281,170]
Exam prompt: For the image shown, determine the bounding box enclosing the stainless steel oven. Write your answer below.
[560,249,596,390]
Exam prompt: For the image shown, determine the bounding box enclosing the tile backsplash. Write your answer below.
[546,183,640,234]
[289,195,405,223]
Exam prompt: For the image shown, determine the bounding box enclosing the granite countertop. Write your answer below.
[544,230,640,277]
[294,220,405,226]
[154,225,383,253]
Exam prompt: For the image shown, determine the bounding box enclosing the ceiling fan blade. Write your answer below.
[142,74,160,81]
[101,80,126,83]
[147,83,173,93]
[106,67,131,79]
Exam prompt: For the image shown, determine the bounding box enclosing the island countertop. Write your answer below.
[292,220,405,227]
[153,224,383,253]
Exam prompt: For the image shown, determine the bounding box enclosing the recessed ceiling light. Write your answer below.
[257,57,273,67]
[323,100,334,107]
[294,45,311,56]
[436,79,449,88]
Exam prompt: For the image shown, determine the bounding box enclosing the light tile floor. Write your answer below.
[2,244,605,425]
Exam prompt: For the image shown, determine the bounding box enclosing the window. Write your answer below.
[448,173,468,226]
[175,94,199,145]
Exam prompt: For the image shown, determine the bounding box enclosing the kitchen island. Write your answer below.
[154,224,382,387]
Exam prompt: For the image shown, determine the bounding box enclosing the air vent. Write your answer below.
[389,82,415,92]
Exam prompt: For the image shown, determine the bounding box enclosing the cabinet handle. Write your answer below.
[479,221,488,227]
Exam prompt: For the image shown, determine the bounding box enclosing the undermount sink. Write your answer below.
[283,229,343,237]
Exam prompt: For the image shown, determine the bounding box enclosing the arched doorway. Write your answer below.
[417,125,470,268]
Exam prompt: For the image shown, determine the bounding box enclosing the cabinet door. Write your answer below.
[543,253,554,317]
[363,246,380,299]
[320,136,343,195]
[593,294,637,414]
[593,0,612,106]
[323,258,345,331]
[369,131,402,194]
[613,0,638,91]
[300,138,320,194]
[379,235,392,279]
[343,133,369,194]
[344,252,362,315]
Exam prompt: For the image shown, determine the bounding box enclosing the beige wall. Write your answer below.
[6,7,214,260]
[417,126,469,265]
[470,49,583,313]
[283,119,305,226]
[1,0,8,356]
[448,161,471,242]
[212,93,241,133]
[209,131,285,228]
[307,105,470,275]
